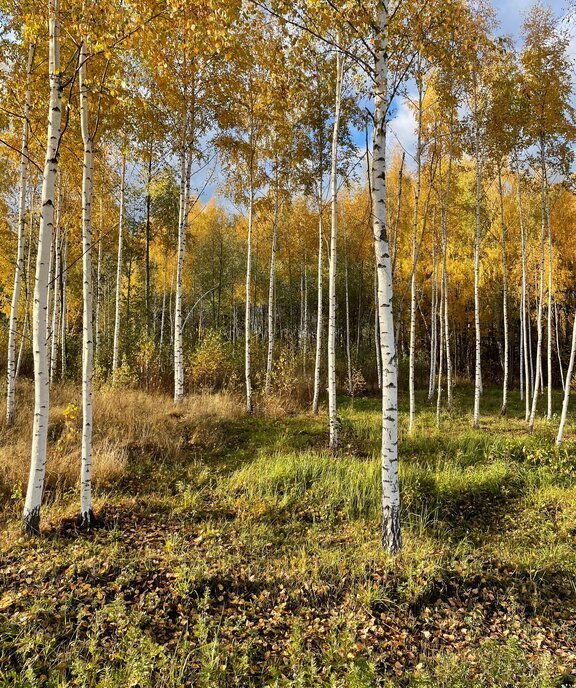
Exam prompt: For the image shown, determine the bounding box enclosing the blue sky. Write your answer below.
[388,0,574,162]
[203,1,572,207]
[494,0,565,38]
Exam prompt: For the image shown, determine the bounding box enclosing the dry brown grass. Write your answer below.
[0,380,244,518]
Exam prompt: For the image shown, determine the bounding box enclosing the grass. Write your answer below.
[0,381,575,686]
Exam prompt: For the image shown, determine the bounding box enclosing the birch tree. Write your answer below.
[556,313,576,445]
[522,6,574,426]
[327,44,344,449]
[6,42,35,426]
[23,0,63,533]
[373,0,400,552]
[111,152,126,378]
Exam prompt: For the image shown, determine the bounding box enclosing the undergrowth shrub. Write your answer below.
[187,330,239,392]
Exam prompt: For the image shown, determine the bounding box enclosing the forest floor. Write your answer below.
[0,382,576,687]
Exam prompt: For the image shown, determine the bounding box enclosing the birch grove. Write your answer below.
[0,0,573,559]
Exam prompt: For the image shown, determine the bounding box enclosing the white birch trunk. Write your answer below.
[556,313,576,445]
[245,164,255,414]
[303,258,308,373]
[441,126,454,411]
[16,205,35,380]
[174,149,190,403]
[436,259,445,428]
[555,299,565,391]
[374,265,382,389]
[472,103,482,429]
[23,0,62,533]
[78,40,95,526]
[373,0,401,553]
[265,175,280,396]
[520,305,524,401]
[528,145,547,432]
[45,230,54,377]
[49,204,60,384]
[60,232,67,379]
[95,197,103,359]
[327,45,344,450]
[428,241,437,401]
[391,152,405,278]
[345,235,352,395]
[160,257,167,348]
[498,169,509,415]
[408,74,423,434]
[517,161,531,420]
[546,195,553,419]
[312,195,324,414]
[6,43,34,426]
[112,154,126,378]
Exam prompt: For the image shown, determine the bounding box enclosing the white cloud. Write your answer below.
[387,95,417,166]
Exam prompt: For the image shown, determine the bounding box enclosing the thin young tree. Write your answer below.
[6,42,35,426]
[327,43,344,449]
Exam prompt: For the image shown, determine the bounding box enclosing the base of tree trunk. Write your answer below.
[382,506,402,554]
[23,507,41,535]
[500,404,507,416]
[76,509,96,530]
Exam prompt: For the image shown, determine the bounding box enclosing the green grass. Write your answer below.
[0,385,575,686]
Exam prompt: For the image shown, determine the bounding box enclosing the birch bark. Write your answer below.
[23,0,62,533]
[78,40,95,525]
[373,0,401,552]
[327,45,344,449]
[6,43,35,426]
[112,154,126,378]
[556,314,576,445]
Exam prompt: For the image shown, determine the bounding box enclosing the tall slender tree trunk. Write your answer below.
[160,257,167,348]
[23,0,62,533]
[303,257,308,374]
[60,232,67,378]
[174,148,190,403]
[441,122,454,411]
[556,313,576,445]
[17,204,35,380]
[520,306,524,401]
[391,152,405,278]
[373,0,401,553]
[49,202,61,384]
[528,141,548,432]
[408,72,423,434]
[428,239,437,401]
[112,153,126,378]
[45,225,54,378]
[546,183,553,419]
[436,259,445,428]
[312,187,324,414]
[517,160,530,420]
[498,168,509,415]
[345,232,352,395]
[245,159,255,414]
[95,197,103,360]
[327,45,344,450]
[374,265,382,388]
[555,299,565,391]
[265,172,280,395]
[6,42,34,426]
[145,143,153,336]
[472,94,482,429]
[78,40,95,526]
